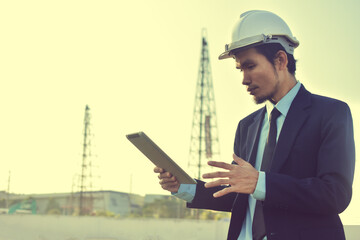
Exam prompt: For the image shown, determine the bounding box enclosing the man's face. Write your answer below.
[234,47,280,104]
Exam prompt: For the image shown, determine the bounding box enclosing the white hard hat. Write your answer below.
[219,10,299,60]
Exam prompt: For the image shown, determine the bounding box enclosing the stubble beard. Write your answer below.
[253,82,279,105]
[253,95,268,104]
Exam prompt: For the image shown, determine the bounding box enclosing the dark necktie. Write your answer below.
[252,108,281,240]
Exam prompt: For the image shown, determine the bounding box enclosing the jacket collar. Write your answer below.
[271,84,312,172]
[245,84,311,172]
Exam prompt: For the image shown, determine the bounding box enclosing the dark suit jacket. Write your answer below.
[187,85,355,240]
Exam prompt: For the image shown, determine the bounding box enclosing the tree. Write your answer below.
[45,197,61,215]
[134,196,230,220]
[0,199,6,208]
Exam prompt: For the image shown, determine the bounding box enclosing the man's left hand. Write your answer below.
[203,154,259,198]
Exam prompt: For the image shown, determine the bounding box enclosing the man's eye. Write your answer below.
[248,65,255,69]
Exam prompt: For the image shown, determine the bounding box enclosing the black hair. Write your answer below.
[254,43,297,75]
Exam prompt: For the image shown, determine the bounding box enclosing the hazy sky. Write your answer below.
[1,0,359,223]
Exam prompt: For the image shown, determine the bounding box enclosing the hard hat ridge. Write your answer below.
[219,10,299,60]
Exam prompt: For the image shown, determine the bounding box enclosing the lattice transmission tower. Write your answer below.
[78,105,94,215]
[188,29,221,180]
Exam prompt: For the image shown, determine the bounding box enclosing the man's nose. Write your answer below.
[242,72,251,86]
[235,61,251,86]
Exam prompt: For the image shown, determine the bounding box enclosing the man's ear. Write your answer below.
[274,50,288,71]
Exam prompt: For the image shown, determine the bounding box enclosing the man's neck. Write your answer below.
[271,75,297,104]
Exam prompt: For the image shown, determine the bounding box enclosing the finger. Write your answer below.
[168,186,180,193]
[161,181,180,191]
[207,161,235,170]
[203,171,229,179]
[165,185,180,193]
[204,178,229,188]
[213,187,233,198]
[154,167,164,173]
[159,176,177,184]
[232,154,246,166]
[158,172,173,179]
[161,180,179,187]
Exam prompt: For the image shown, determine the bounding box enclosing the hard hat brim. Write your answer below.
[218,34,299,60]
[218,50,232,60]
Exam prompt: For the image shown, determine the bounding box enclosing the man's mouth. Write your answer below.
[247,87,258,95]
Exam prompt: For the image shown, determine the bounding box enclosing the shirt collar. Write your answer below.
[265,81,302,121]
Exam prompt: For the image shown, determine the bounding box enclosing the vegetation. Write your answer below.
[45,197,61,215]
[5,195,229,220]
[128,196,230,220]
[0,199,6,208]
[93,209,118,218]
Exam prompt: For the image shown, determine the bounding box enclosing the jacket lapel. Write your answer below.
[246,107,266,166]
[271,85,312,172]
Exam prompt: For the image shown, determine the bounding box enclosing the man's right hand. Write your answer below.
[154,167,180,193]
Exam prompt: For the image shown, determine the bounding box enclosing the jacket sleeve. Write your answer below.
[186,180,237,212]
[186,116,253,212]
[264,101,355,215]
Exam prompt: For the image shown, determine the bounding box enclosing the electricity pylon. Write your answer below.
[188,29,221,180]
[78,105,94,216]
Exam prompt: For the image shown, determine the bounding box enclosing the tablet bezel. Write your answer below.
[126,132,196,184]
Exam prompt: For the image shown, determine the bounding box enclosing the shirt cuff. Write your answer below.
[171,184,196,203]
[252,171,266,201]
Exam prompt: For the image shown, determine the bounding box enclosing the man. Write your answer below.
[154,10,355,240]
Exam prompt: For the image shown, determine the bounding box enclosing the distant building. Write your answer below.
[2,190,167,216]
[0,191,7,199]
[144,194,173,204]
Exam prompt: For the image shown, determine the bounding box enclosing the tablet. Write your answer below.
[126,132,196,184]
